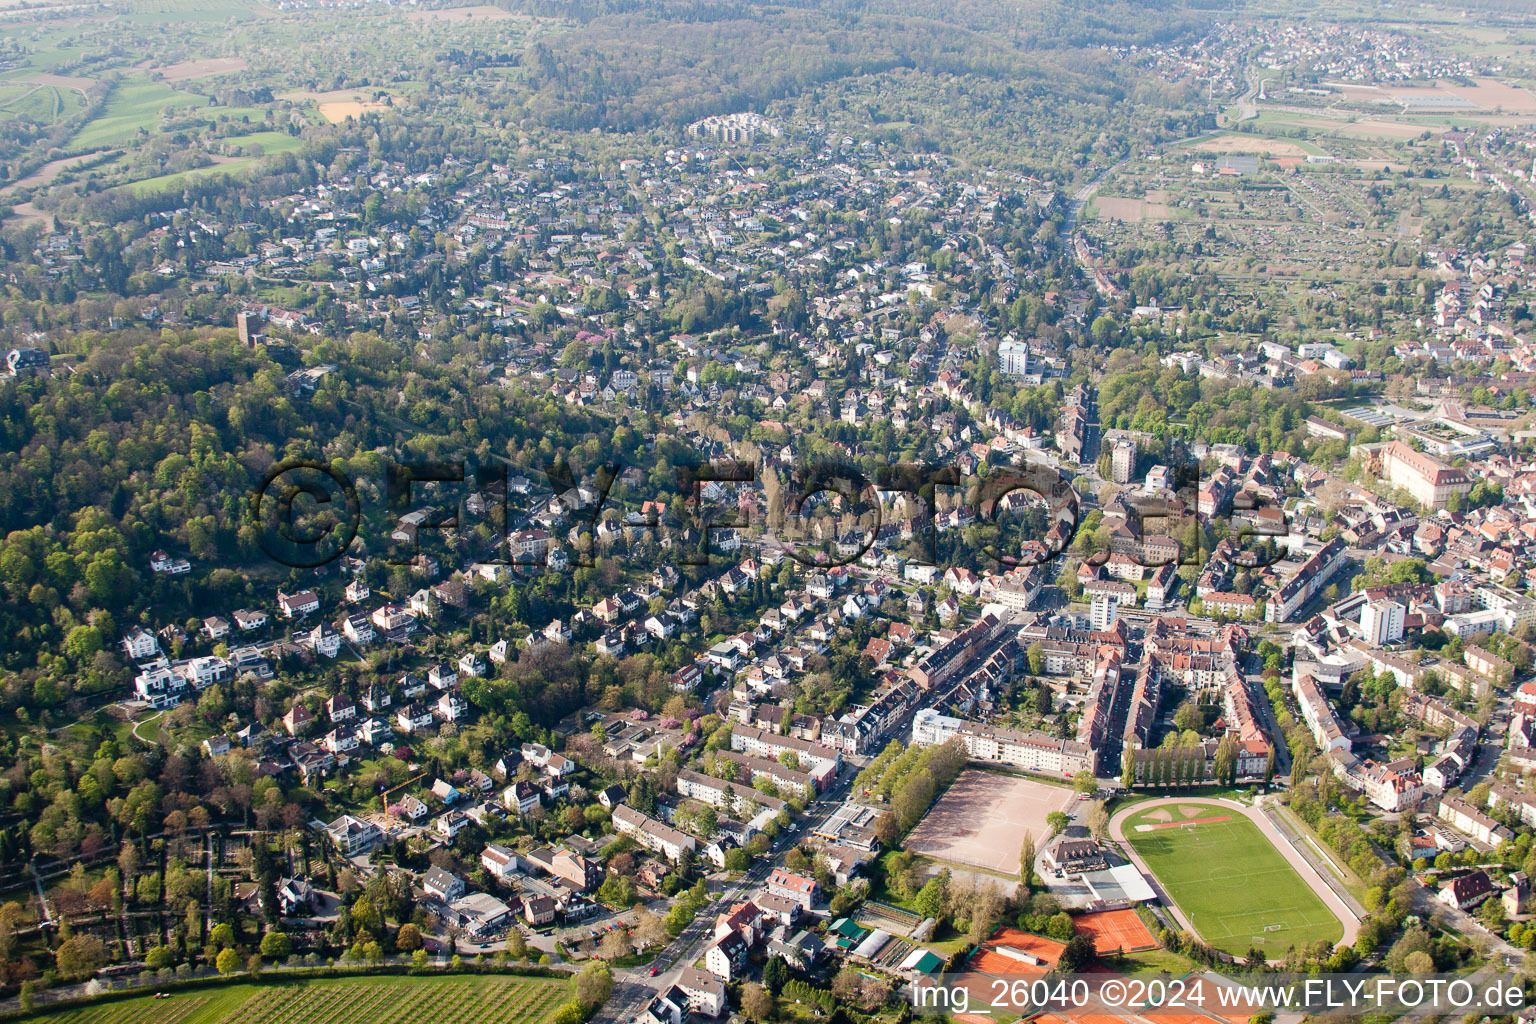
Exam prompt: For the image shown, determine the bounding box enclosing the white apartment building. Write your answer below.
[911,708,1096,776]
[998,338,1032,378]
[1361,599,1405,646]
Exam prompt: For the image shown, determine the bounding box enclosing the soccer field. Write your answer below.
[1124,806,1342,956]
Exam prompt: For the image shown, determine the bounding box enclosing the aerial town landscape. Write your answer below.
[10,1,1536,1024]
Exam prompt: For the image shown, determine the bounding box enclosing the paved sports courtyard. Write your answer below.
[904,770,1074,875]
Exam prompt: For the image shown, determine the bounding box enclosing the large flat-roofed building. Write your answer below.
[1110,438,1138,484]
[1361,599,1405,646]
[1476,584,1536,633]
[1292,672,1351,754]
[612,804,697,862]
[1381,441,1472,510]
[998,339,1032,378]
[911,708,1096,776]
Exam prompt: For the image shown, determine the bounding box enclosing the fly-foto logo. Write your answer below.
[249,454,1290,573]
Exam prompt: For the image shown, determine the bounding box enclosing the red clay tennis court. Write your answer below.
[968,926,1066,974]
[1072,908,1158,953]
[969,948,1049,975]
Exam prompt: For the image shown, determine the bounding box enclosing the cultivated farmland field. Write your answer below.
[1123,806,1341,956]
[23,973,573,1024]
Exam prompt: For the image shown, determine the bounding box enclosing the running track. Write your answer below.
[1106,796,1360,960]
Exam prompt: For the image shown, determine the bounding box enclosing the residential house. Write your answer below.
[481,844,522,879]
[278,590,320,618]
[324,815,382,856]
[423,866,467,902]
[522,894,557,926]
[704,928,750,980]
[766,868,819,910]
[1441,870,1495,910]
[676,967,728,1017]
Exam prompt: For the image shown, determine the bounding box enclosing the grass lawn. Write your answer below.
[67,79,206,153]
[27,973,572,1024]
[220,130,304,156]
[124,161,252,194]
[1114,946,1199,977]
[122,134,301,193]
[0,83,86,124]
[1123,805,1341,957]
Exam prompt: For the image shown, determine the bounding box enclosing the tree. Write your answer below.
[1214,734,1238,787]
[1122,742,1137,790]
[600,926,632,961]
[1033,685,1053,716]
[1057,933,1097,972]
[762,955,789,995]
[1072,770,1098,795]
[1047,811,1070,836]
[742,981,776,1022]
[892,771,936,830]
[395,923,423,952]
[1091,315,1118,346]
[967,882,1005,943]
[1290,747,1309,788]
[1086,801,1109,843]
[55,934,108,980]
[832,967,864,1005]
[507,928,529,960]
[350,894,381,934]
[1044,912,1076,942]
[633,909,668,949]
[577,960,614,1007]
[259,931,291,959]
[1479,895,1508,932]
[0,907,16,962]
[216,947,242,975]
[598,872,638,908]
[1018,832,1036,892]
[915,875,947,920]
[1027,642,1045,676]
